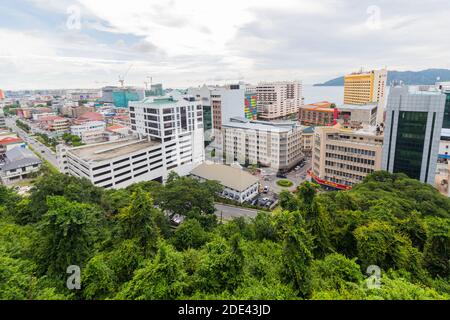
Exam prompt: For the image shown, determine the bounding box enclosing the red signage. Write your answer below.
[307,170,352,190]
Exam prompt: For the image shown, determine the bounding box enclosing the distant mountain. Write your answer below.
[314,68,450,86]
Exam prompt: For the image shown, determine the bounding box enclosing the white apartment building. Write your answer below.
[58,94,205,189]
[311,124,384,189]
[70,121,107,144]
[256,81,303,120]
[222,117,304,172]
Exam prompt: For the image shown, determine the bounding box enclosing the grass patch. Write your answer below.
[276,179,294,187]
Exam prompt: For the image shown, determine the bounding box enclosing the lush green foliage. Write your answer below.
[0,171,449,300]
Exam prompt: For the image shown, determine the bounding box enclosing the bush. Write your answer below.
[277,179,294,187]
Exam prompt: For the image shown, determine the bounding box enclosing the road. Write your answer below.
[214,203,259,221]
[259,158,312,194]
[5,117,60,169]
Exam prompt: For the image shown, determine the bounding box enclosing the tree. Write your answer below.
[35,196,100,276]
[115,243,187,300]
[116,188,160,255]
[281,223,314,298]
[195,235,244,293]
[171,219,209,251]
[160,176,222,216]
[423,217,450,278]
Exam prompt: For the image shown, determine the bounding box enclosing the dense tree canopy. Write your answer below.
[0,171,449,300]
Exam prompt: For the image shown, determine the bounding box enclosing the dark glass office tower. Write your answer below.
[382,86,445,184]
[393,111,428,180]
[442,92,450,129]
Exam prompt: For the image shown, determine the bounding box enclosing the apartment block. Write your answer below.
[344,69,387,123]
[257,81,303,120]
[311,124,384,189]
[222,117,304,171]
[382,86,445,184]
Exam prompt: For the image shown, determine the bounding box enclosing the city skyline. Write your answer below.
[1,0,450,90]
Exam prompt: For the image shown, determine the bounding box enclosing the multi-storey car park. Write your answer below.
[58,93,205,189]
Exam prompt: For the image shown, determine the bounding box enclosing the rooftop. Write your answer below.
[224,117,299,132]
[0,137,24,145]
[69,138,160,163]
[191,163,259,192]
[338,103,378,111]
[0,146,41,171]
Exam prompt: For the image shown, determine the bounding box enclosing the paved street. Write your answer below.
[258,158,312,194]
[5,117,59,169]
[214,203,259,221]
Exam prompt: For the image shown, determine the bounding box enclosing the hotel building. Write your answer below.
[344,69,387,123]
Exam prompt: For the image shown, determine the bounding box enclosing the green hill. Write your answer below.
[314,68,450,86]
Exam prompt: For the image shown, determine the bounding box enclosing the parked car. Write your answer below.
[263,186,269,193]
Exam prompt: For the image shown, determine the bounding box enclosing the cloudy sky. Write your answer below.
[1,0,449,90]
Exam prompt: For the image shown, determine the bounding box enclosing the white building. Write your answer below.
[256,81,303,120]
[70,121,107,144]
[222,117,304,172]
[191,162,259,203]
[58,94,205,189]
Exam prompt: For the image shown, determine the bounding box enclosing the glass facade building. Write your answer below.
[442,92,450,129]
[393,111,428,180]
[382,86,445,185]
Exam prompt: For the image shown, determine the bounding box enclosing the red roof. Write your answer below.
[77,112,104,122]
[113,115,129,120]
[106,125,126,132]
[0,137,24,145]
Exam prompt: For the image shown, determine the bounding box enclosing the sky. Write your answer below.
[0,0,449,90]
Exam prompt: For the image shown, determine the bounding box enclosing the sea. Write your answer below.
[302,85,344,105]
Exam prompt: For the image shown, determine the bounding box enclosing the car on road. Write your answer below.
[41,150,45,154]
[263,186,269,193]
[276,172,287,178]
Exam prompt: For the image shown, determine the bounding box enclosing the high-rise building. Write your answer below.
[256,81,303,120]
[145,84,164,97]
[382,86,446,184]
[129,94,205,176]
[441,90,450,129]
[310,124,384,189]
[222,117,304,171]
[101,86,145,108]
[344,68,387,123]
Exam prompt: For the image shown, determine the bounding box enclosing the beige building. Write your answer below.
[344,69,387,123]
[257,81,303,120]
[222,117,304,171]
[311,124,384,189]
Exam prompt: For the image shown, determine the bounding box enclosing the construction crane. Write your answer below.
[144,76,153,90]
[118,64,134,87]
